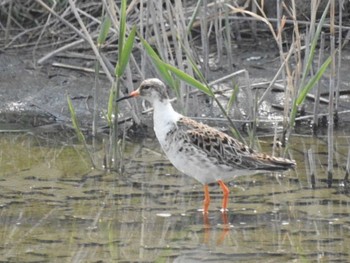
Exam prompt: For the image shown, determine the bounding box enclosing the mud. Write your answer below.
[1,34,350,136]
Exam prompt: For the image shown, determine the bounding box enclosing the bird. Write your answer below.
[117,78,296,213]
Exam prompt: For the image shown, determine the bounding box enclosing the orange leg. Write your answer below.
[217,180,229,212]
[203,184,210,213]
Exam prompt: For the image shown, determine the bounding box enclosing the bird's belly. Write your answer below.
[160,140,239,184]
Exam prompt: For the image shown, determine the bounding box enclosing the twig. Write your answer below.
[37,39,85,64]
[67,0,114,83]
[52,62,106,74]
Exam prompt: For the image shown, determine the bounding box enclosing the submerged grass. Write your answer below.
[66,94,95,168]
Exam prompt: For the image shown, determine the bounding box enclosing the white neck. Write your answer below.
[152,99,181,144]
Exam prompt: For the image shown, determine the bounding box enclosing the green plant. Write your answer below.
[106,0,136,170]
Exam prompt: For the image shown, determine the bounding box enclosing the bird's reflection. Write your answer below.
[202,211,230,244]
[172,211,234,262]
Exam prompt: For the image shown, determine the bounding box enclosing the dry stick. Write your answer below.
[158,1,174,65]
[149,2,164,59]
[345,147,350,181]
[129,46,143,80]
[52,61,105,73]
[226,3,279,44]
[272,121,278,157]
[307,148,316,189]
[292,0,303,92]
[11,35,77,50]
[168,0,187,112]
[280,6,294,135]
[227,15,350,31]
[208,69,247,86]
[66,0,114,83]
[140,0,149,77]
[76,7,116,35]
[214,1,223,64]
[335,0,343,113]
[286,1,302,139]
[244,70,255,147]
[38,39,85,64]
[258,44,294,106]
[273,83,330,104]
[232,11,242,41]
[67,0,110,168]
[224,4,233,71]
[33,1,56,66]
[35,0,113,79]
[250,0,257,39]
[35,0,86,40]
[296,109,350,122]
[229,1,291,133]
[312,32,325,131]
[276,0,285,63]
[2,25,44,50]
[201,0,209,79]
[4,0,12,45]
[327,0,336,188]
[2,2,25,30]
[251,87,258,150]
[177,1,196,115]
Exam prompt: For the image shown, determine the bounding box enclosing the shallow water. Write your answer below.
[0,131,349,262]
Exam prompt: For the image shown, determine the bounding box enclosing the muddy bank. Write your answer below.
[0,51,111,130]
[1,36,350,137]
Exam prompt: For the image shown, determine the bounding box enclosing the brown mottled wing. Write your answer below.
[177,117,295,170]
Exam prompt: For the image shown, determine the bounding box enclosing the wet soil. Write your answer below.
[1,35,350,136]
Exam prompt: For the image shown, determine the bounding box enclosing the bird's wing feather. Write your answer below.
[177,117,295,170]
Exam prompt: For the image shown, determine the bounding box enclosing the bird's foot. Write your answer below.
[220,208,228,213]
[197,208,209,214]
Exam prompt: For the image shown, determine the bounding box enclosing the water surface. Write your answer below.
[0,131,349,262]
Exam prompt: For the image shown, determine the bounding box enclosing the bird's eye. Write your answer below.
[143,85,150,90]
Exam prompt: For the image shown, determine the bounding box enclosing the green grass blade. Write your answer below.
[297,56,332,106]
[67,94,86,144]
[116,25,136,77]
[226,82,239,113]
[300,1,330,87]
[107,81,117,126]
[186,0,203,34]
[162,63,212,96]
[98,15,111,46]
[290,55,332,127]
[140,37,176,89]
[118,0,127,67]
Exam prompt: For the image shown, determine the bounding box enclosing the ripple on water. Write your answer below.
[0,133,349,262]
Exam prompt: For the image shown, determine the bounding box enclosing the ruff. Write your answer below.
[117,78,296,213]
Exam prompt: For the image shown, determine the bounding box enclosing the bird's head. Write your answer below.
[116,78,169,104]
